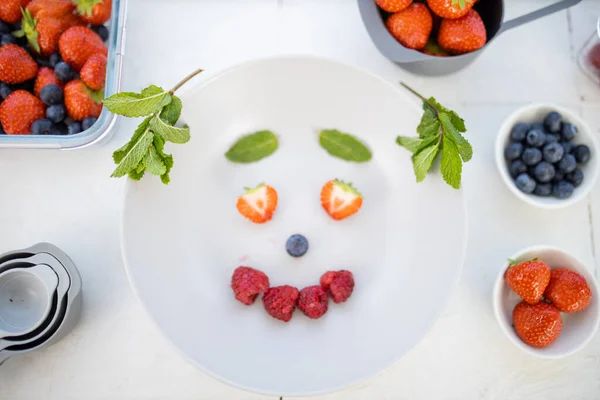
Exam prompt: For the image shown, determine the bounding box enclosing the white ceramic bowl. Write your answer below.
[495,104,600,209]
[493,245,600,358]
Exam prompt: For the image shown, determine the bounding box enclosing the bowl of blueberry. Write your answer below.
[496,104,599,209]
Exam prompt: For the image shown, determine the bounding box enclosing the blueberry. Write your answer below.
[515,173,536,194]
[49,53,61,68]
[566,168,584,188]
[82,117,97,131]
[46,104,65,123]
[526,129,545,147]
[572,145,591,164]
[533,183,552,197]
[0,21,10,34]
[54,62,74,82]
[91,25,109,42]
[552,181,574,199]
[544,133,560,145]
[542,142,565,164]
[522,147,542,166]
[533,162,556,183]
[504,142,523,160]
[63,116,75,126]
[543,111,562,133]
[52,122,68,135]
[560,141,576,154]
[0,33,16,47]
[509,159,527,178]
[30,119,54,135]
[557,154,577,174]
[67,122,82,135]
[0,82,11,100]
[39,84,63,105]
[286,234,309,257]
[560,122,578,141]
[510,123,530,142]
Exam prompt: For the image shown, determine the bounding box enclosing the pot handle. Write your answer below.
[500,0,582,34]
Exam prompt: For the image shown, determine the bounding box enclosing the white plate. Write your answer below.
[122,56,467,396]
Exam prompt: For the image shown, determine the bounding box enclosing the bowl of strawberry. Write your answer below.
[493,246,600,358]
[496,104,600,209]
[358,0,582,75]
[0,0,122,148]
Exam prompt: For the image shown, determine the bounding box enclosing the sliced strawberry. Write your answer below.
[320,179,363,221]
[236,184,278,224]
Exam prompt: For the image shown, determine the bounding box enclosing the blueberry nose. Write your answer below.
[286,234,309,258]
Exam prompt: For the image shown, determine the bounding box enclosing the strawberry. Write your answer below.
[64,79,102,121]
[504,259,550,305]
[74,0,112,25]
[80,53,106,90]
[513,301,562,348]
[320,179,363,221]
[27,0,75,18]
[19,7,82,56]
[375,0,412,13]
[236,184,278,224]
[544,268,592,313]
[0,90,45,135]
[427,0,475,19]
[437,9,487,54]
[34,66,62,97]
[385,3,433,50]
[0,44,38,84]
[0,0,30,23]
[59,26,107,71]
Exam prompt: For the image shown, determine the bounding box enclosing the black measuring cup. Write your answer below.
[358,0,582,76]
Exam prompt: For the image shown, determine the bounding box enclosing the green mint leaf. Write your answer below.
[428,98,466,132]
[225,130,279,163]
[149,114,190,144]
[159,95,182,125]
[153,135,174,184]
[417,107,440,139]
[440,135,462,189]
[318,129,372,162]
[113,116,152,164]
[103,85,172,117]
[412,143,440,183]
[396,136,423,153]
[111,129,154,178]
[144,145,167,176]
[439,113,473,162]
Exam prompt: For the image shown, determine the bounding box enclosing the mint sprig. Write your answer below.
[396,82,472,189]
[104,68,203,184]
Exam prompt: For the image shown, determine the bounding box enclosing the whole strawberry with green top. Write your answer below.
[438,9,486,54]
[59,26,107,71]
[505,259,551,304]
[73,0,112,25]
[427,0,475,19]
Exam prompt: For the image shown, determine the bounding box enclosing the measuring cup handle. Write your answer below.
[499,0,582,34]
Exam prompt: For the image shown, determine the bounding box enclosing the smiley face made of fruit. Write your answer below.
[226,129,370,323]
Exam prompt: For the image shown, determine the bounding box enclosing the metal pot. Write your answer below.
[358,0,582,76]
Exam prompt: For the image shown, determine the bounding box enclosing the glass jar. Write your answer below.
[577,18,600,85]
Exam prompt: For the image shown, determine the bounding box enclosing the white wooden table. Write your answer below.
[1,1,599,399]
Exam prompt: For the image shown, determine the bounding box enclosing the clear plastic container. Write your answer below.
[577,17,600,86]
[0,0,127,150]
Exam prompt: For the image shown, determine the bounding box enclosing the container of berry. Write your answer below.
[495,104,600,209]
[577,17,600,86]
[0,0,126,149]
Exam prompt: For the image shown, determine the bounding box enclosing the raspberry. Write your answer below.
[262,285,299,322]
[231,266,269,305]
[320,270,355,303]
[298,285,328,319]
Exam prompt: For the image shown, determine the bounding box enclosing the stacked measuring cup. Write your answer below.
[0,243,82,365]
